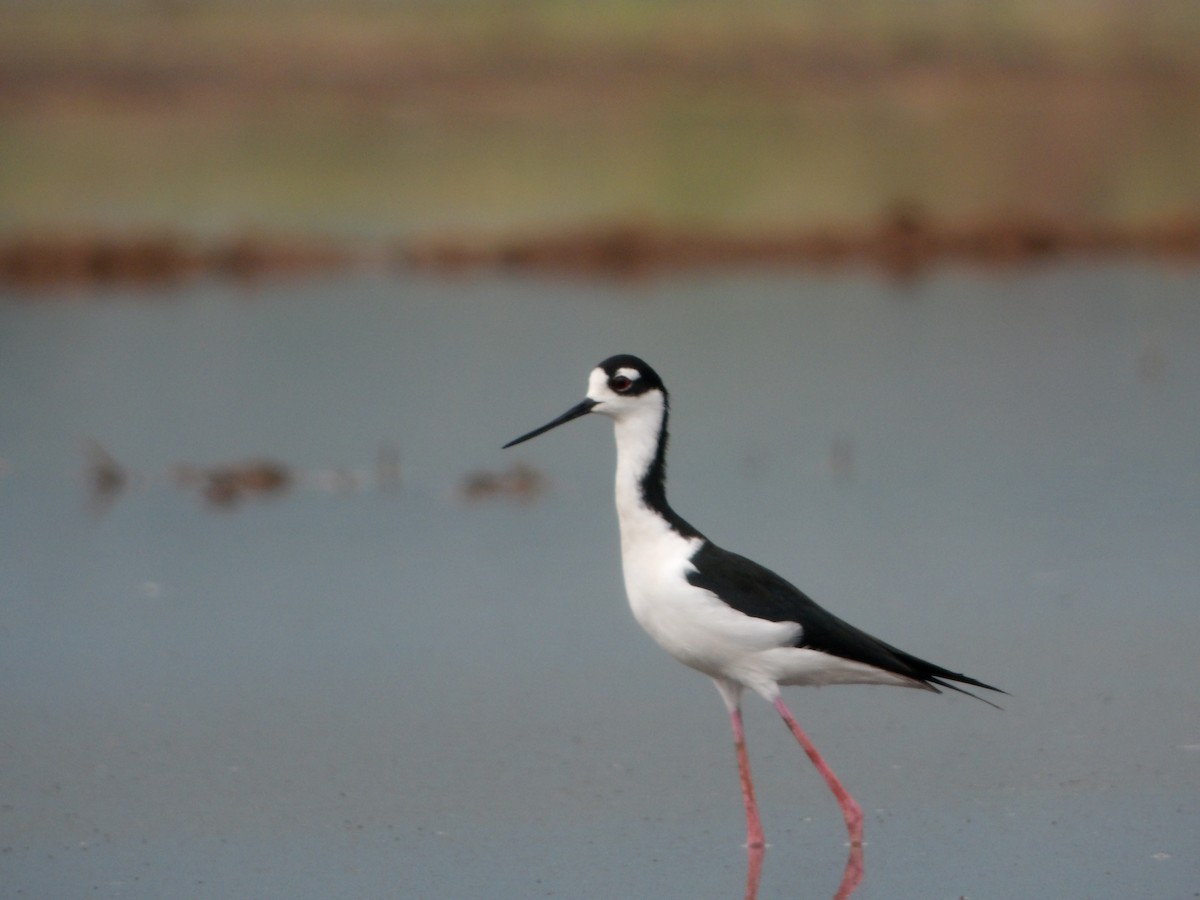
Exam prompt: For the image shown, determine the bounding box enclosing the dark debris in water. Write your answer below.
[79,445,545,511]
[85,440,127,496]
[459,463,547,504]
[173,460,293,509]
[81,442,404,512]
[84,440,130,516]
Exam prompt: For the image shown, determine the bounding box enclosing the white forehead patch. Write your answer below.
[586,367,610,396]
[586,365,642,400]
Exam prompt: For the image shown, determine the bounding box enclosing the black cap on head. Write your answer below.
[597,355,666,397]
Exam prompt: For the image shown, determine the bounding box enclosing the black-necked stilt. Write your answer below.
[504,354,1002,859]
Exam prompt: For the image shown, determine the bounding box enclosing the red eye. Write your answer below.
[611,375,633,392]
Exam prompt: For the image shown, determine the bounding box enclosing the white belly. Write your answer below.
[618,520,922,696]
[619,526,801,678]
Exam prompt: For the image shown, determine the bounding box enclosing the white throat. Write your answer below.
[610,395,665,525]
[607,392,705,596]
[602,388,707,662]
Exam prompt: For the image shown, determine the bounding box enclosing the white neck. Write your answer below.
[609,396,674,552]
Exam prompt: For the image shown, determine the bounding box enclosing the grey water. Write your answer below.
[2,266,1198,899]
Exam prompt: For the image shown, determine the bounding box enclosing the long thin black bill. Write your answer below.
[503,398,598,448]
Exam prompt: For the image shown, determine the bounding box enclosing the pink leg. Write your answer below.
[834,840,865,900]
[729,708,766,850]
[744,841,765,900]
[772,696,864,846]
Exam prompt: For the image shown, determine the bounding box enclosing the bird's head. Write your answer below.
[503,354,667,448]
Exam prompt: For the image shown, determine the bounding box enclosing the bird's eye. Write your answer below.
[611,375,634,393]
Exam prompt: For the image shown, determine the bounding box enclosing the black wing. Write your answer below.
[686,540,1005,706]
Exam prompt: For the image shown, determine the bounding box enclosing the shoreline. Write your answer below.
[4,209,1199,290]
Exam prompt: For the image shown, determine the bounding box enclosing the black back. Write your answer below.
[596,354,1002,705]
[687,541,1003,704]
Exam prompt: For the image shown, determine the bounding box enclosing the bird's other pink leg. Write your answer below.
[772,696,864,846]
[729,708,766,850]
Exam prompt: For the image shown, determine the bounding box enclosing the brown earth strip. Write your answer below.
[401,212,1200,279]
[4,209,1197,291]
[0,233,360,290]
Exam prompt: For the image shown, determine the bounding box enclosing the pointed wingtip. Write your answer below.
[927,677,1008,710]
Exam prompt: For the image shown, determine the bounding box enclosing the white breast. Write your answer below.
[595,370,928,700]
[616,503,801,677]
[606,389,801,682]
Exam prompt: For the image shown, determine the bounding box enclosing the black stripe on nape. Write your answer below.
[638,404,703,540]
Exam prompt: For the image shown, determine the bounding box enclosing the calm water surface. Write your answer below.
[2,266,1198,898]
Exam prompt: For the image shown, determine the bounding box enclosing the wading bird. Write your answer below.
[504,355,1001,890]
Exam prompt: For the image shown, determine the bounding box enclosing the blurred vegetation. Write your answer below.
[1,0,1199,237]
